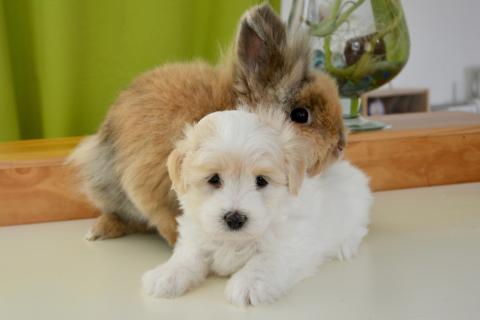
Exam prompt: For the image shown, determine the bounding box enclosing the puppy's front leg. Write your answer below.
[142,240,209,298]
[225,251,304,306]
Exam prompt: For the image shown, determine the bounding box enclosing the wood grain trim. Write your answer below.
[0,163,99,226]
[0,136,82,161]
[345,131,480,190]
[349,124,480,142]
[1,111,480,226]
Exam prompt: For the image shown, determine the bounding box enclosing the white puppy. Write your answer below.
[142,109,372,306]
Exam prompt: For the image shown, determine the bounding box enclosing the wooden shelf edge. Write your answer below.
[1,112,480,226]
[348,124,480,142]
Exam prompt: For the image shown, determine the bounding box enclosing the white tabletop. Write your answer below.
[1,183,480,320]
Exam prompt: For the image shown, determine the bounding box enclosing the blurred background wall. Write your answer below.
[0,0,279,141]
[2,0,478,142]
[384,0,480,107]
[281,0,480,108]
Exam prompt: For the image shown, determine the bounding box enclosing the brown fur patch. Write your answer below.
[86,212,151,241]
[71,4,345,246]
[292,71,345,175]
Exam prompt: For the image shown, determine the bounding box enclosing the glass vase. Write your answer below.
[288,0,410,131]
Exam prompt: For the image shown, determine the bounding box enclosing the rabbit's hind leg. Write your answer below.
[85,212,151,241]
[71,134,151,241]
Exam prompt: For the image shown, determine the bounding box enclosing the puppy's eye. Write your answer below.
[207,174,221,188]
[290,106,310,124]
[256,176,268,189]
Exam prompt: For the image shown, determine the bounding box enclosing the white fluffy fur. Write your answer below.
[142,109,372,306]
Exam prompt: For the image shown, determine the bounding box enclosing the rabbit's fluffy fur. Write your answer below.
[70,4,345,245]
[142,109,372,305]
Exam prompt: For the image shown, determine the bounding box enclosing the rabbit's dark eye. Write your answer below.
[256,176,268,189]
[208,174,221,188]
[290,107,310,124]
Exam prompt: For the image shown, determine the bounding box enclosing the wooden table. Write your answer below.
[1,111,480,226]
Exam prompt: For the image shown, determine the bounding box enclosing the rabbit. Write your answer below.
[69,4,345,246]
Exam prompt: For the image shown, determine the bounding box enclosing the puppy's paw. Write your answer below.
[225,272,281,306]
[142,265,192,298]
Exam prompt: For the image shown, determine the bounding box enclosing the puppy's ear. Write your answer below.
[281,130,307,195]
[235,4,287,89]
[167,148,187,195]
[285,150,306,196]
[307,156,325,177]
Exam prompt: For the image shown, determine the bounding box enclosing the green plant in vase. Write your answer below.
[288,0,410,131]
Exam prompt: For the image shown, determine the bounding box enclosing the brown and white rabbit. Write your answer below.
[69,4,345,246]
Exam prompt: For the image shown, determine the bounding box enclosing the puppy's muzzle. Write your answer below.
[223,211,248,231]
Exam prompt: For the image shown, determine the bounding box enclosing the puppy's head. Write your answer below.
[167,109,305,240]
[232,4,345,176]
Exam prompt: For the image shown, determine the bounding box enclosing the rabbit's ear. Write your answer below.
[236,4,286,84]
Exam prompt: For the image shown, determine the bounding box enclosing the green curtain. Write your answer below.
[0,0,279,142]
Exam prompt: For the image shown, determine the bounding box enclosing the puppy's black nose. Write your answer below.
[223,211,247,230]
